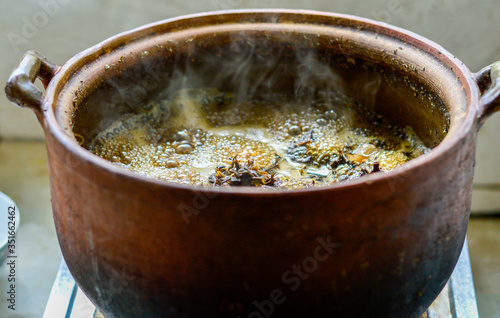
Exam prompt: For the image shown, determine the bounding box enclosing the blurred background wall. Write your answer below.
[1,0,499,210]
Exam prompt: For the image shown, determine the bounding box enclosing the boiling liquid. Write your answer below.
[87,88,429,189]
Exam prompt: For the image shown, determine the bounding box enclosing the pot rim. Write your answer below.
[42,9,480,195]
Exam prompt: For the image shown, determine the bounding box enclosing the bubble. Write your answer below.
[324,110,337,120]
[288,125,302,136]
[176,143,194,154]
[173,130,192,142]
[316,118,328,126]
[166,160,179,168]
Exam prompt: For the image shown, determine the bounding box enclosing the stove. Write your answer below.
[43,239,479,318]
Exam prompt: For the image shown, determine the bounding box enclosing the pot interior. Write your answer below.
[61,12,470,155]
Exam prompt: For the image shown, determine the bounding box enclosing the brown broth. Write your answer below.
[87,88,429,189]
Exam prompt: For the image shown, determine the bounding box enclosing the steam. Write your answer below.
[80,12,389,151]
[294,50,344,99]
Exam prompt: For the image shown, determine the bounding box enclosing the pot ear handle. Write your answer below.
[475,61,500,126]
[4,51,60,118]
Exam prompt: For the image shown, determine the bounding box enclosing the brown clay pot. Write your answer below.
[5,10,500,318]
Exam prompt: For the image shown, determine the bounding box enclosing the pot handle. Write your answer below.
[475,61,500,126]
[4,51,60,118]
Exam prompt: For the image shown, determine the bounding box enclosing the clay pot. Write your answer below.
[5,10,500,318]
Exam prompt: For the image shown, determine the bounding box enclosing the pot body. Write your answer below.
[46,126,475,318]
[6,10,500,318]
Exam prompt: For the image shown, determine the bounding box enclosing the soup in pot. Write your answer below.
[87,88,429,189]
